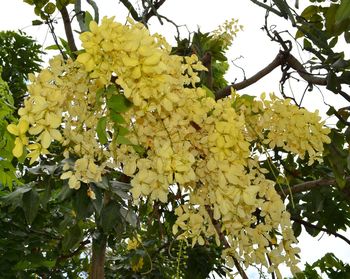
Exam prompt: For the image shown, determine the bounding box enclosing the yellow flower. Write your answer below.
[7,119,29,157]
[127,235,141,250]
[27,143,49,164]
[131,257,144,272]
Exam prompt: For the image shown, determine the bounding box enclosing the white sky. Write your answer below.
[0,0,349,278]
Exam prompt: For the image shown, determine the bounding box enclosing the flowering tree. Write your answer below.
[1,1,350,278]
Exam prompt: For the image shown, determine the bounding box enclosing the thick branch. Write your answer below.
[279,176,350,196]
[286,55,327,86]
[59,6,78,53]
[205,205,249,279]
[215,52,285,100]
[292,217,350,246]
[215,51,342,100]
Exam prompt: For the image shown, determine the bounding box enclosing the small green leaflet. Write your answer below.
[110,111,126,124]
[335,0,350,25]
[96,117,108,144]
[107,94,133,113]
[116,135,132,145]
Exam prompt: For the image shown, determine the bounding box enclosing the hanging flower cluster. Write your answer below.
[8,17,331,277]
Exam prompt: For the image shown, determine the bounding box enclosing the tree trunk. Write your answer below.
[90,232,107,279]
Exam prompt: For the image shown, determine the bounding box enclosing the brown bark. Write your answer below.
[59,6,78,53]
[90,233,107,279]
[215,51,336,100]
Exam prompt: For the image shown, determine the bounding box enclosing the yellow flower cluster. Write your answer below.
[127,235,141,251]
[7,17,331,277]
[233,92,331,165]
[212,18,243,48]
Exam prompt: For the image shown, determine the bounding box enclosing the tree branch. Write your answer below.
[215,51,286,100]
[291,217,350,246]
[205,205,249,279]
[59,6,78,53]
[215,51,346,100]
[278,176,350,196]
[249,0,284,18]
[143,0,167,23]
[119,0,140,21]
[286,55,327,86]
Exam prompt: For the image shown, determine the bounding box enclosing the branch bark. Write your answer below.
[119,0,140,21]
[59,6,78,53]
[215,51,340,100]
[278,176,350,196]
[90,232,107,279]
[215,51,286,100]
[143,0,167,23]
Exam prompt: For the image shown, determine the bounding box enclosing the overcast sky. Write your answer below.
[0,1,349,278]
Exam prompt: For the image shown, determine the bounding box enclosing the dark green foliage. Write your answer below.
[172,30,230,91]
[0,31,43,108]
[293,253,350,279]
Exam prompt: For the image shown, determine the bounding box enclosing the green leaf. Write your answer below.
[44,2,56,14]
[335,0,350,25]
[132,144,146,156]
[116,125,129,136]
[96,117,108,145]
[292,221,302,237]
[84,11,93,31]
[32,20,43,26]
[201,85,215,99]
[116,135,132,145]
[303,38,312,50]
[110,180,131,200]
[345,30,350,43]
[110,111,126,124]
[120,207,137,227]
[1,185,31,207]
[96,87,105,105]
[107,94,133,113]
[301,5,318,20]
[328,36,338,48]
[326,71,340,92]
[73,185,93,219]
[57,184,74,201]
[100,202,121,233]
[22,188,40,225]
[62,224,83,252]
[45,44,60,50]
[94,176,109,190]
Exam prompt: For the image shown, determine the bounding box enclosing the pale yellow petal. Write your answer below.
[41,130,52,149]
[61,171,73,180]
[12,138,24,158]
[7,124,19,136]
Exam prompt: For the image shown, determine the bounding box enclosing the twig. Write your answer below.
[46,19,67,59]
[143,0,167,23]
[250,0,284,18]
[119,0,140,21]
[87,0,99,23]
[291,217,350,246]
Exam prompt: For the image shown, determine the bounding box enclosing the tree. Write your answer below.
[1,1,350,278]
